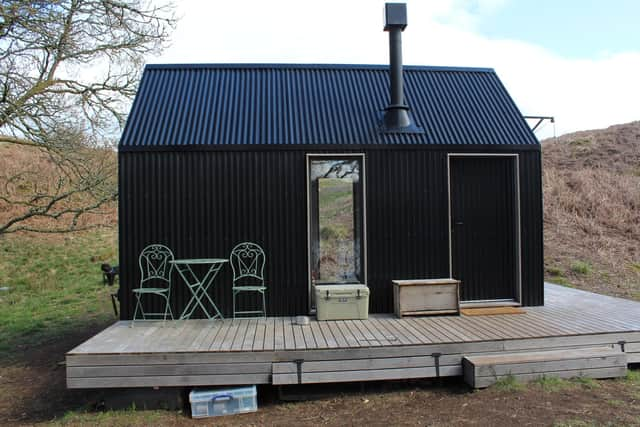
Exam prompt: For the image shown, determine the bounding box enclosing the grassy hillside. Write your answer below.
[0,231,117,358]
[0,141,117,233]
[0,142,118,359]
[542,121,640,299]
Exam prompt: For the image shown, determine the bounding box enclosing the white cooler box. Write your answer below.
[315,284,370,321]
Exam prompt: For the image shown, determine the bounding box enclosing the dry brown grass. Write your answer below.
[0,142,117,239]
[542,121,640,299]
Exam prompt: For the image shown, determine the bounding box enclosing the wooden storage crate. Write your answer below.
[392,279,460,317]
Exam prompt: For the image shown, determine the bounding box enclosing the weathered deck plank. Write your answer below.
[318,321,339,348]
[252,319,267,351]
[300,324,316,349]
[274,317,285,350]
[292,320,307,350]
[283,317,296,350]
[309,321,328,349]
[241,319,258,351]
[326,321,349,348]
[263,317,276,351]
[218,320,241,351]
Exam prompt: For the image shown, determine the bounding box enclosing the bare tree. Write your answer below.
[0,127,118,234]
[0,0,176,234]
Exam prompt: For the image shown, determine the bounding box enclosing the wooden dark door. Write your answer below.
[450,156,519,302]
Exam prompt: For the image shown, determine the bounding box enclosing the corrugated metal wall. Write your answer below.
[119,150,308,319]
[518,149,544,305]
[119,147,543,319]
[365,150,451,313]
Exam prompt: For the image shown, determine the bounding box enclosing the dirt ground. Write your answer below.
[1,323,639,426]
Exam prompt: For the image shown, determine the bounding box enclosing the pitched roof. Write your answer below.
[119,63,538,148]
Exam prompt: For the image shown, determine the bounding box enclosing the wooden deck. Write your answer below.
[67,284,640,388]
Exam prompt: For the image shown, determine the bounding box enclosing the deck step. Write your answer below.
[463,346,627,388]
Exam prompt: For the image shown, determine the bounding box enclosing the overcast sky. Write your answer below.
[152,0,640,139]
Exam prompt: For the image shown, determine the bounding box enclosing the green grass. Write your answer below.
[318,179,353,223]
[491,374,524,392]
[615,369,639,400]
[0,230,117,360]
[623,368,640,385]
[545,266,564,276]
[571,376,599,389]
[570,260,592,275]
[548,275,572,287]
[606,399,625,407]
[532,376,575,392]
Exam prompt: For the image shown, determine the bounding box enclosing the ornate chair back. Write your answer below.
[138,244,174,288]
[229,242,265,287]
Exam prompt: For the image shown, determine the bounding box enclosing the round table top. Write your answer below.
[170,258,228,265]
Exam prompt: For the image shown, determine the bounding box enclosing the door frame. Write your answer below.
[306,153,368,314]
[446,153,522,305]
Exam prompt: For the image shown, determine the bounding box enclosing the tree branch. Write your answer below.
[0,134,39,147]
[0,0,175,236]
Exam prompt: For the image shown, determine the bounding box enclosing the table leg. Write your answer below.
[175,264,214,320]
[175,263,226,320]
[197,263,225,319]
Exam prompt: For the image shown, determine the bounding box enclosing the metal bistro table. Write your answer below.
[170,258,228,320]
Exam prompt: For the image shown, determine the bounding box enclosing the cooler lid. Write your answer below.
[315,284,369,298]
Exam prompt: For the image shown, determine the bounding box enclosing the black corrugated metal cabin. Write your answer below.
[117,59,543,319]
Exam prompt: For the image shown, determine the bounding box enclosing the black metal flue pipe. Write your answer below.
[383,3,411,130]
[388,28,403,106]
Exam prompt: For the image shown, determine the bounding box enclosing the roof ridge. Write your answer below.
[120,62,539,148]
[144,63,495,73]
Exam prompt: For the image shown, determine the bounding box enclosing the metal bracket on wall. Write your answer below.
[523,115,554,132]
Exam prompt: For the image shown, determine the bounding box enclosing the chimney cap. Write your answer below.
[384,3,407,31]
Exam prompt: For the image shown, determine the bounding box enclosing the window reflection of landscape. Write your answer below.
[309,159,363,287]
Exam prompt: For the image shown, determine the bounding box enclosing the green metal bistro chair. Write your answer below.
[132,244,175,326]
[230,242,267,319]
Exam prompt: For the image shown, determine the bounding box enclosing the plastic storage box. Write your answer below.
[315,284,370,321]
[189,386,257,418]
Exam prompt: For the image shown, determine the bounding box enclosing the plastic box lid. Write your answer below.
[189,386,256,403]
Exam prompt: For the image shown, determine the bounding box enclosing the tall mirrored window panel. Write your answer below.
[308,157,365,299]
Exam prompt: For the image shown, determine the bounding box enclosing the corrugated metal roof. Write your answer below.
[120,63,538,148]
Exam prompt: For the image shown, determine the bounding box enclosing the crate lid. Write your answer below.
[392,278,460,286]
